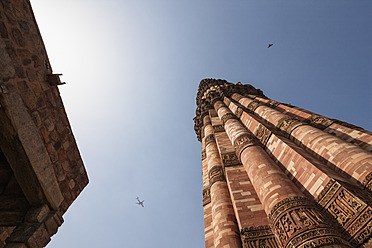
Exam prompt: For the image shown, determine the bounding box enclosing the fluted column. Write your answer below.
[203,113,242,248]
[231,93,372,189]
[201,133,214,248]
[245,94,372,152]
[224,96,372,246]
[213,99,351,248]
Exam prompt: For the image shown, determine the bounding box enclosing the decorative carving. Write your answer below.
[201,149,206,160]
[231,94,244,102]
[348,208,372,238]
[195,79,266,142]
[269,197,314,224]
[205,134,215,146]
[235,107,244,119]
[255,124,272,147]
[224,97,232,107]
[247,100,262,112]
[293,230,351,248]
[265,100,280,109]
[276,117,305,137]
[316,180,341,208]
[209,166,225,186]
[213,124,224,133]
[268,197,348,248]
[316,180,372,245]
[246,94,257,100]
[306,114,334,130]
[221,152,240,167]
[362,172,372,193]
[221,113,238,127]
[328,190,365,227]
[317,180,366,227]
[202,186,211,206]
[350,220,372,247]
[233,134,259,160]
[241,225,280,248]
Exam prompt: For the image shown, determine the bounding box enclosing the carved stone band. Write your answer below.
[306,114,334,130]
[316,180,371,245]
[233,134,260,160]
[221,112,238,127]
[265,100,280,109]
[221,152,240,167]
[255,124,272,147]
[209,166,225,186]
[268,196,350,248]
[201,149,207,160]
[350,209,372,247]
[231,94,244,102]
[202,186,211,206]
[245,94,257,100]
[241,225,279,248]
[247,100,263,112]
[204,134,215,146]
[235,107,243,119]
[213,124,224,133]
[362,172,372,192]
[276,117,306,137]
[293,229,351,248]
[268,196,314,224]
[223,97,232,107]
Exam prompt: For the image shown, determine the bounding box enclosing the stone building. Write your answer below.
[0,0,88,247]
[194,79,372,248]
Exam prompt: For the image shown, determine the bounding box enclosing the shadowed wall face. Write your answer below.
[0,1,88,247]
[194,79,372,248]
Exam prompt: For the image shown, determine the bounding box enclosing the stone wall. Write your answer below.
[0,0,88,246]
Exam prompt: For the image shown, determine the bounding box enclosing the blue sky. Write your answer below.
[30,1,372,247]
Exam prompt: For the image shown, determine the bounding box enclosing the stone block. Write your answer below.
[24,205,49,223]
[43,213,61,236]
[5,243,27,248]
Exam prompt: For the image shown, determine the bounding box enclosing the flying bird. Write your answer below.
[267,43,273,48]
[136,197,144,207]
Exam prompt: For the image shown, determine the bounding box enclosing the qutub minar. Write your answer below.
[193,79,372,248]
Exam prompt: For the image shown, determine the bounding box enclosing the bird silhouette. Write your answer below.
[267,44,273,48]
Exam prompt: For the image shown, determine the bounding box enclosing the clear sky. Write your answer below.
[30,1,372,247]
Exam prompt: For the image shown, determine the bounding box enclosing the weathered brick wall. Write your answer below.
[0,0,88,215]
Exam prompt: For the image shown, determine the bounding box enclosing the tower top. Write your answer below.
[194,78,265,141]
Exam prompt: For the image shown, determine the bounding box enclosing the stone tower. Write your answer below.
[193,79,372,248]
[0,1,88,247]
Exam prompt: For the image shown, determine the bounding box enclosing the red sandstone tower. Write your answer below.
[194,79,372,248]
